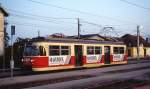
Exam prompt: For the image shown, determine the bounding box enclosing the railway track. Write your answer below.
[1,63,150,89]
[0,75,95,89]
[1,60,150,78]
[87,79,150,89]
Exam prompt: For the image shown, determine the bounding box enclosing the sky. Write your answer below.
[0,0,150,41]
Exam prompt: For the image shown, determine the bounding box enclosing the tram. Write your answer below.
[22,38,127,71]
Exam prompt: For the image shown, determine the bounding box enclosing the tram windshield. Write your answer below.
[24,45,46,56]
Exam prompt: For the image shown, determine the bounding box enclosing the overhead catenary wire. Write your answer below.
[11,13,77,24]
[80,19,102,27]
[8,20,75,31]
[120,0,150,12]
[8,13,138,38]
[7,8,76,20]
[8,21,77,37]
[10,13,76,25]
[26,0,138,25]
[5,1,141,35]
[8,10,105,28]
[6,0,144,37]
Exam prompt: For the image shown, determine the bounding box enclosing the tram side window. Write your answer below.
[49,46,70,56]
[120,47,124,54]
[61,46,70,55]
[39,46,46,56]
[114,47,118,54]
[87,46,94,55]
[95,46,102,54]
[113,47,124,54]
[49,46,60,56]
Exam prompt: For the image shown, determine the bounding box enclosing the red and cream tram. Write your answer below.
[22,38,127,71]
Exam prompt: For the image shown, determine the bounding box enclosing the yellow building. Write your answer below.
[122,34,150,59]
[0,6,8,56]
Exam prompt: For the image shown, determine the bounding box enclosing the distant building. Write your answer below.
[48,33,66,38]
[68,34,120,42]
[146,37,150,43]
[121,34,150,58]
[0,6,8,56]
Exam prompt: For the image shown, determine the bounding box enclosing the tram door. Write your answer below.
[104,46,110,64]
[75,45,83,66]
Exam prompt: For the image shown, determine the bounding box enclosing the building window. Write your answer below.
[128,42,132,47]
[113,47,124,54]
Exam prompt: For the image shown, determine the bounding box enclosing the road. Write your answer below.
[0,59,150,89]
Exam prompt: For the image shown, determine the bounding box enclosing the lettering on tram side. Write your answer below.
[49,56,71,65]
[87,55,102,63]
[113,54,124,61]
[50,57,64,63]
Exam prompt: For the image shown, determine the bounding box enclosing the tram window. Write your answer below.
[87,46,94,55]
[49,46,60,56]
[95,46,102,54]
[61,46,68,49]
[24,46,40,56]
[61,46,70,55]
[39,46,46,56]
[24,46,32,56]
[113,47,124,54]
[114,47,119,54]
[120,47,124,54]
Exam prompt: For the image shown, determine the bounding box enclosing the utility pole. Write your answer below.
[38,30,40,37]
[137,25,140,60]
[77,18,80,39]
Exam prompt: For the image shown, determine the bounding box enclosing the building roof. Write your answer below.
[121,34,150,47]
[68,34,120,42]
[49,33,66,38]
[80,34,104,38]
[0,5,9,16]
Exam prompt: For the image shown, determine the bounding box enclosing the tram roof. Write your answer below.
[30,37,125,45]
